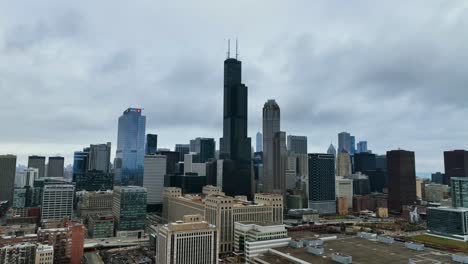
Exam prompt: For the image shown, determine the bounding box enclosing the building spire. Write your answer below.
[227,39,231,59]
[235,38,239,59]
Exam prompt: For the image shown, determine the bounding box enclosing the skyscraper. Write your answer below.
[88,143,111,172]
[41,184,74,221]
[387,149,416,212]
[256,132,263,152]
[115,108,146,186]
[145,134,158,155]
[28,155,46,178]
[47,156,64,178]
[444,150,468,185]
[327,143,336,156]
[143,155,167,206]
[336,152,352,177]
[175,144,190,161]
[0,155,16,205]
[308,153,336,214]
[272,131,287,192]
[350,136,356,155]
[262,100,281,193]
[338,132,351,153]
[112,186,147,237]
[357,141,368,153]
[189,138,215,163]
[73,150,89,182]
[219,51,252,198]
[287,135,308,154]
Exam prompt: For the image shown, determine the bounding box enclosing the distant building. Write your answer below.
[308,153,336,214]
[47,157,64,178]
[425,184,449,203]
[145,134,158,155]
[189,138,215,163]
[336,152,352,177]
[345,172,371,195]
[73,150,89,182]
[350,136,356,155]
[41,184,74,221]
[387,150,416,212]
[357,141,368,153]
[75,170,113,191]
[77,191,113,218]
[335,177,353,208]
[444,150,468,185]
[87,143,111,173]
[113,186,147,238]
[262,99,281,193]
[431,172,445,184]
[272,131,287,192]
[327,143,336,157]
[157,215,218,264]
[156,150,180,175]
[115,108,146,186]
[13,188,26,208]
[143,155,167,205]
[184,153,206,176]
[175,144,190,162]
[287,135,307,154]
[256,132,263,152]
[427,207,468,241]
[0,155,17,205]
[28,155,46,178]
[338,132,351,154]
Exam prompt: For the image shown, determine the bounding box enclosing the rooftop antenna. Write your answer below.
[235,38,239,59]
[227,39,231,59]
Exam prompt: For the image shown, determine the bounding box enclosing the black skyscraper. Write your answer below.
[219,50,253,198]
[146,134,158,155]
[387,150,416,213]
[443,150,468,185]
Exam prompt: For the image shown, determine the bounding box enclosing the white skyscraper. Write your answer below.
[143,155,167,205]
[41,184,74,221]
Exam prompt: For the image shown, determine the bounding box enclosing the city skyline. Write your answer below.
[1,1,468,173]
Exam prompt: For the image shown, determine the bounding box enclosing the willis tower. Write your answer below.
[219,41,253,198]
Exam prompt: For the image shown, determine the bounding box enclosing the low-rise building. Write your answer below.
[87,214,114,238]
[35,244,54,264]
[427,207,468,241]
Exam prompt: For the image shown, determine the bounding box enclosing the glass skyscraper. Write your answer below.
[115,108,146,186]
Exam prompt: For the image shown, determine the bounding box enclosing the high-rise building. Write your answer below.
[308,153,336,214]
[431,172,445,184]
[88,143,111,173]
[451,177,468,208]
[256,132,263,152]
[327,143,336,157]
[0,155,16,205]
[115,108,146,186]
[41,184,74,221]
[15,167,38,188]
[287,135,308,155]
[354,152,387,193]
[387,150,416,212]
[338,132,351,153]
[28,155,46,178]
[336,152,352,177]
[350,136,356,155]
[189,138,215,163]
[219,52,252,198]
[175,144,190,162]
[143,155,167,205]
[73,150,89,182]
[37,223,84,264]
[357,141,368,153]
[272,131,287,192]
[145,134,158,155]
[345,172,371,195]
[156,150,181,175]
[262,99,281,193]
[157,215,219,264]
[113,186,147,237]
[335,177,353,208]
[444,150,468,185]
[184,153,206,176]
[47,157,64,178]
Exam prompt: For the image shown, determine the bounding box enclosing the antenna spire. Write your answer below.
[235,38,239,59]
[227,39,231,59]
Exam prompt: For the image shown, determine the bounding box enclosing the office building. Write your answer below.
[113,186,147,237]
[335,177,353,208]
[345,172,371,195]
[327,143,336,157]
[256,132,263,152]
[164,188,283,253]
[219,53,253,198]
[156,150,180,175]
[15,168,39,188]
[0,155,17,205]
[13,188,27,208]
[431,172,445,184]
[427,207,468,241]
[354,152,387,193]
[77,190,113,218]
[87,214,114,238]
[146,134,158,155]
[157,214,218,264]
[336,152,352,177]
[165,174,207,194]
[350,136,356,154]
[425,184,449,203]
[37,223,85,264]
[28,155,46,178]
[234,222,290,261]
[0,242,37,264]
[41,184,74,221]
[143,155,167,205]
[272,131,287,192]
[357,141,368,153]
[35,244,54,264]
[72,150,89,182]
[115,108,146,186]
[416,179,425,200]
[338,132,351,153]
[47,157,64,178]
[189,138,215,163]
[387,150,417,212]
[75,170,113,191]
[263,100,281,192]
[175,144,190,162]
[287,135,307,154]
[452,177,468,207]
[184,153,206,176]
[444,150,468,185]
[308,153,336,215]
[87,143,111,172]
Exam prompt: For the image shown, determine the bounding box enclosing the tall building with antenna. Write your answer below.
[219,39,253,198]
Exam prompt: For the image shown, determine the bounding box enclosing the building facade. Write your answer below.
[387,150,416,212]
[112,186,147,237]
[0,155,17,205]
[308,154,336,215]
[35,244,54,264]
[335,177,353,208]
[427,207,468,241]
[190,138,215,163]
[262,99,281,193]
[28,155,46,179]
[77,191,113,218]
[146,134,158,155]
[41,184,74,221]
[444,150,468,185]
[256,132,263,152]
[287,135,307,155]
[88,214,114,238]
[87,143,111,173]
[336,152,352,177]
[47,157,64,178]
[143,155,167,205]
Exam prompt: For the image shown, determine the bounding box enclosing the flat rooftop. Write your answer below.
[258,236,456,264]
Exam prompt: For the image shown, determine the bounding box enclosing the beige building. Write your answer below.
[336,152,352,177]
[164,187,283,253]
[424,184,449,202]
[156,214,218,264]
[335,177,353,208]
[77,190,113,218]
[416,179,425,200]
[35,244,54,264]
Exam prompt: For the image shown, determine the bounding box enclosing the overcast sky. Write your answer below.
[1,1,467,173]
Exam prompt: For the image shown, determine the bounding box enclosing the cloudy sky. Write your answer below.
[0,0,467,173]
